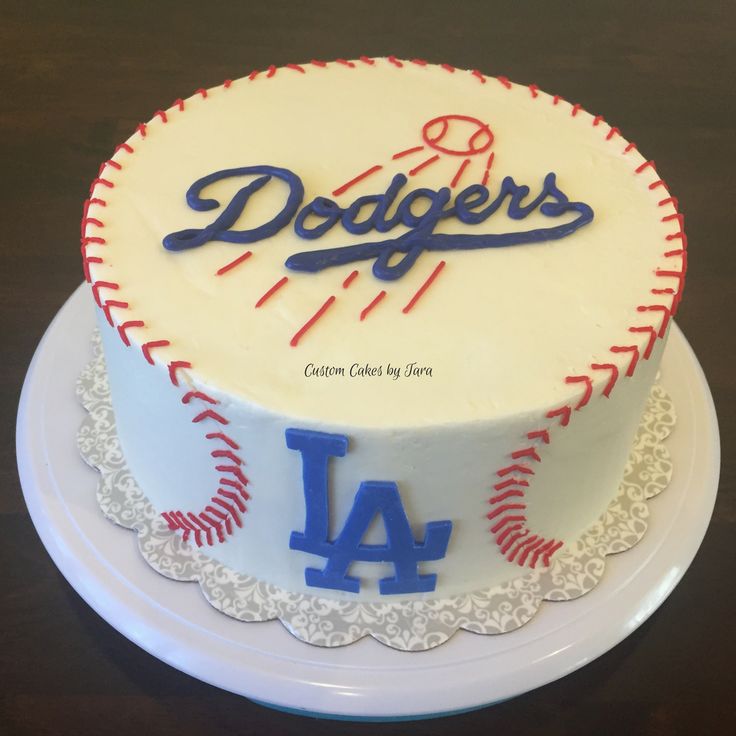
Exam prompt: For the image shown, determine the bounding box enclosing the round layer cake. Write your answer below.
[82,57,686,601]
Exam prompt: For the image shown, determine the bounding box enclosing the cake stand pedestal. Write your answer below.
[16,284,720,721]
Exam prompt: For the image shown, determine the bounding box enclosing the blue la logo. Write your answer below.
[286,428,453,595]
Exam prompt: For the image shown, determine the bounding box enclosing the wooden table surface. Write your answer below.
[2,1,733,733]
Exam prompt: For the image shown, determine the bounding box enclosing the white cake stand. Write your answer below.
[16,284,720,721]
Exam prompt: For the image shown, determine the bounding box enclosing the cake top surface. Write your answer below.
[84,58,683,428]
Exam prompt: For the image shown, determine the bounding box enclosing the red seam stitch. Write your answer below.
[510,447,542,462]
[487,503,526,521]
[507,534,539,563]
[501,529,530,556]
[546,405,572,427]
[571,103,581,116]
[493,477,530,491]
[411,58,428,66]
[387,56,403,67]
[518,537,546,566]
[471,69,486,83]
[360,290,387,321]
[154,110,168,123]
[217,488,247,513]
[136,123,147,138]
[542,541,564,565]
[496,464,534,477]
[528,83,539,97]
[402,260,446,313]
[635,159,656,174]
[255,276,289,308]
[205,432,240,450]
[496,523,523,546]
[168,360,192,386]
[440,63,455,73]
[359,56,375,65]
[216,465,249,485]
[192,409,229,425]
[526,429,550,444]
[216,250,253,276]
[141,339,170,364]
[182,390,216,405]
[497,75,511,89]
[628,325,658,359]
[564,375,593,410]
[102,300,129,326]
[336,58,355,68]
[610,345,640,377]
[118,320,145,346]
[211,449,242,465]
[342,270,359,288]
[223,79,233,88]
[286,63,306,73]
[590,363,619,397]
[196,87,208,97]
[290,295,337,347]
[491,515,526,534]
[310,59,327,67]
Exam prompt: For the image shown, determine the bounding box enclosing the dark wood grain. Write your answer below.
[2,1,734,733]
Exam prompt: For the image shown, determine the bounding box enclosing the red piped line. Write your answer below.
[211,449,242,465]
[83,217,104,228]
[528,83,539,98]
[592,115,603,126]
[629,325,658,359]
[216,465,249,487]
[102,300,129,326]
[216,250,252,276]
[220,477,245,493]
[182,391,216,405]
[387,56,403,67]
[286,63,305,73]
[591,363,619,397]
[497,464,534,478]
[637,305,671,337]
[196,87,208,97]
[118,320,145,346]
[481,151,495,186]
[565,375,593,410]
[310,59,327,68]
[411,58,428,67]
[205,432,240,450]
[542,541,564,565]
[409,154,440,177]
[359,56,375,65]
[489,489,525,504]
[649,179,667,190]
[518,537,545,566]
[266,65,277,78]
[136,123,147,138]
[255,276,289,307]
[450,158,471,188]
[218,488,248,511]
[173,98,185,111]
[90,177,114,190]
[115,143,134,154]
[610,345,639,377]
[496,523,523,546]
[91,280,119,306]
[332,165,383,196]
[552,95,561,105]
[440,63,455,73]
[89,197,107,206]
[487,503,526,521]
[360,290,386,321]
[546,405,572,427]
[82,236,106,245]
[635,160,656,174]
[342,270,359,288]
[624,142,637,154]
[497,75,512,89]
[531,540,557,569]
[527,429,550,444]
[471,69,486,83]
[248,70,260,80]
[290,296,337,347]
[507,534,539,563]
[491,515,526,535]
[336,58,355,68]
[223,79,233,88]
[511,447,541,463]
[392,145,424,160]
[142,339,170,365]
[168,360,192,387]
[101,160,122,171]
[402,260,446,314]
[606,126,621,141]
[193,409,229,425]
[154,110,168,123]
[494,477,530,491]
[571,103,582,116]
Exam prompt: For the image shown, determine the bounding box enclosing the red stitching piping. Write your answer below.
[205,432,240,450]
[168,360,192,387]
[192,409,229,425]
[118,320,145,346]
[493,478,529,491]
[142,339,170,365]
[564,375,593,410]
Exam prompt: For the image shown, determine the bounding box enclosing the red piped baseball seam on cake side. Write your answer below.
[483,76,685,569]
[81,59,686,562]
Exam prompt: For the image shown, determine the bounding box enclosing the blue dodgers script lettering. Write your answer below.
[163,167,594,280]
[285,428,453,595]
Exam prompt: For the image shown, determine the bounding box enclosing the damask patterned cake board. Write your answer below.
[17,285,720,721]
